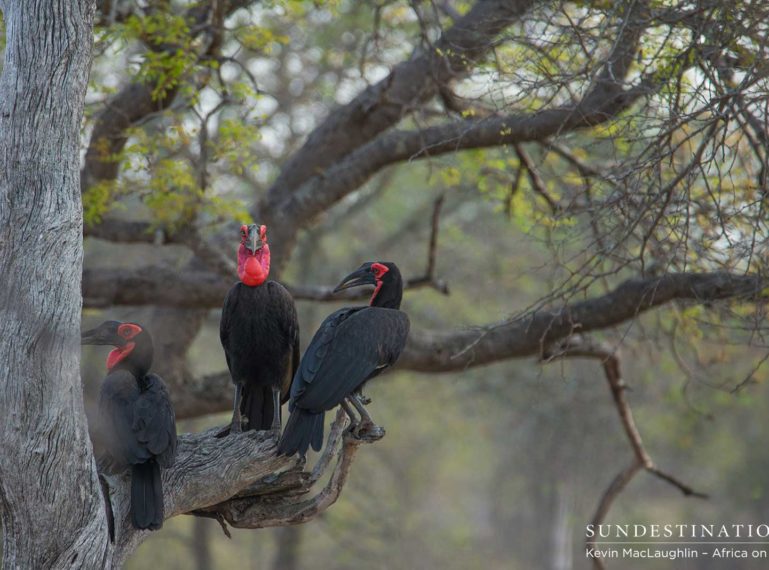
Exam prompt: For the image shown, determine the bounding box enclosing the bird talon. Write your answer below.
[352,421,385,442]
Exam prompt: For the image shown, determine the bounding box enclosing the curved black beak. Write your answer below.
[81,327,121,346]
[333,266,376,293]
[245,224,264,254]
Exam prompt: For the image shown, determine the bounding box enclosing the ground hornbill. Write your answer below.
[277,261,410,456]
[220,223,299,434]
[81,321,177,532]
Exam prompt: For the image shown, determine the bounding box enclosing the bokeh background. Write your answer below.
[61,0,769,567]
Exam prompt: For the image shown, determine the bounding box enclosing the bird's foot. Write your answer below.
[358,395,372,405]
[229,419,243,435]
[352,420,385,442]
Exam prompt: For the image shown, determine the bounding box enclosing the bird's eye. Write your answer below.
[371,263,388,279]
[117,323,141,339]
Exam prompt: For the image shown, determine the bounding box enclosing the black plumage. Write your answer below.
[220,223,299,433]
[220,281,300,431]
[278,262,409,456]
[82,321,177,532]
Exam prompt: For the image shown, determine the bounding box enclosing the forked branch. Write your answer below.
[103,409,380,565]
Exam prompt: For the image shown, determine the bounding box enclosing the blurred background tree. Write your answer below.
[44,0,769,567]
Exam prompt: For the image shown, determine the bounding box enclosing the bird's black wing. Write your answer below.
[133,374,178,468]
[286,330,301,404]
[268,281,301,402]
[219,283,238,374]
[98,370,151,470]
[291,308,409,412]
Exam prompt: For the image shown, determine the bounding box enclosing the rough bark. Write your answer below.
[398,271,766,371]
[86,270,767,420]
[0,1,109,567]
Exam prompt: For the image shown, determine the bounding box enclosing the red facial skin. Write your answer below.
[369,262,389,305]
[238,225,271,287]
[106,323,143,371]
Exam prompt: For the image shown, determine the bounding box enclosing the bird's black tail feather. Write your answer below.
[131,460,164,530]
[277,409,325,456]
[99,475,115,542]
[242,385,277,431]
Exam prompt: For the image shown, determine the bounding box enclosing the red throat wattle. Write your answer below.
[105,323,142,371]
[238,244,271,286]
[107,343,136,370]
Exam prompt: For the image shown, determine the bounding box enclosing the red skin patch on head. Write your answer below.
[105,324,142,370]
[107,342,136,371]
[369,263,389,305]
[238,243,271,286]
[371,263,389,278]
[117,323,142,340]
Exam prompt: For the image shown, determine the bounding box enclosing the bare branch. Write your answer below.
[264,0,540,197]
[83,267,767,376]
[260,0,651,267]
[514,144,559,213]
[81,265,450,309]
[401,272,767,372]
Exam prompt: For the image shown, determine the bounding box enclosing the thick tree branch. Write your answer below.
[192,410,379,530]
[82,269,767,366]
[399,271,766,371]
[104,427,293,564]
[81,265,448,308]
[264,0,539,198]
[260,0,650,264]
[107,410,375,561]
[84,270,767,421]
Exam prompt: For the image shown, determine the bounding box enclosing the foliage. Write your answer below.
[57,0,769,566]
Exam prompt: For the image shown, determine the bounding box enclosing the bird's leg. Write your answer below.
[341,399,359,427]
[270,385,282,434]
[350,393,374,424]
[349,393,384,441]
[230,383,243,434]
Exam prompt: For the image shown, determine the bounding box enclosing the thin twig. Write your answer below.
[426,194,444,279]
[514,144,559,213]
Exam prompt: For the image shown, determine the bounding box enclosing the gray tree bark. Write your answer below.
[0,1,110,568]
[0,6,379,566]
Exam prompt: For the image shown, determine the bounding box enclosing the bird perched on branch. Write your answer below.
[220,223,299,434]
[81,321,177,532]
[278,261,410,457]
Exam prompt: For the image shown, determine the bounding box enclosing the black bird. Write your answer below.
[82,321,177,531]
[277,262,410,456]
[220,223,300,434]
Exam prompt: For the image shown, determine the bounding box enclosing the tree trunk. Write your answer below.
[0,1,108,567]
[271,526,302,570]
